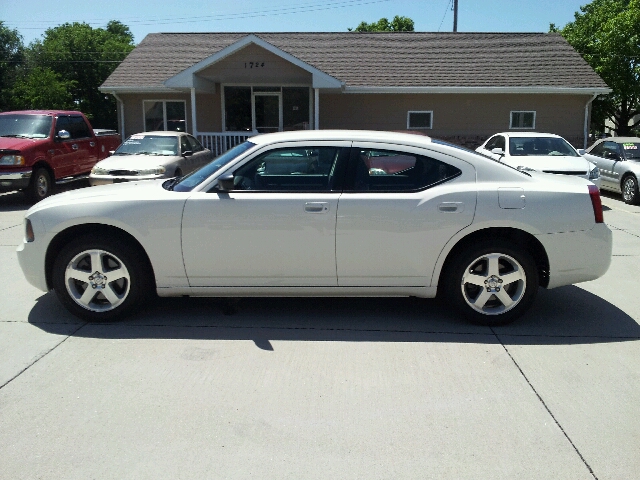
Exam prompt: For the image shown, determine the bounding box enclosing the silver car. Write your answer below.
[89,131,212,185]
[583,137,640,204]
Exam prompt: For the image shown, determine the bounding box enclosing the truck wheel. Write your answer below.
[28,168,53,202]
[52,235,153,321]
[441,240,538,326]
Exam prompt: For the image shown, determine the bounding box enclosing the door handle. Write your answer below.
[72,144,78,150]
[90,141,96,147]
[304,202,329,214]
[438,202,464,213]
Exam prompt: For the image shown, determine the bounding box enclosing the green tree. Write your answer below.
[27,21,134,128]
[349,15,415,32]
[11,67,75,110]
[553,0,640,135]
[0,22,25,111]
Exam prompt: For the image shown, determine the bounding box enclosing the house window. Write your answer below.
[510,111,536,129]
[407,111,433,129]
[143,101,187,132]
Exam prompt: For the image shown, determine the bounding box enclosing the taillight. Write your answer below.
[588,184,604,224]
[25,219,34,242]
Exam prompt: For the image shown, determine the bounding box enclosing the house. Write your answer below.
[100,32,610,153]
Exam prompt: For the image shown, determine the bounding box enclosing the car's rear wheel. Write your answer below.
[52,235,152,321]
[442,241,538,326]
[622,175,639,204]
[28,168,53,202]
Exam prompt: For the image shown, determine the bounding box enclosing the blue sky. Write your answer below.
[2,0,589,45]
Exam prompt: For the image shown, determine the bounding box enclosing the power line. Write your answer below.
[437,0,452,32]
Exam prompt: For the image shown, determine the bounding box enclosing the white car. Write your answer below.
[89,131,212,185]
[476,132,601,189]
[17,130,612,326]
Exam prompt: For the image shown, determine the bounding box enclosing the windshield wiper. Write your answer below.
[0,134,30,138]
[164,175,183,191]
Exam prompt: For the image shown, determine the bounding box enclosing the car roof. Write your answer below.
[596,136,640,143]
[129,131,184,137]
[491,132,564,139]
[248,129,434,147]
[0,110,85,116]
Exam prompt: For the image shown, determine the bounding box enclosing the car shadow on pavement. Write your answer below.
[0,191,32,212]
[27,284,640,349]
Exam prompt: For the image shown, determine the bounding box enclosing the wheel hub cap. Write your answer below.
[484,275,503,292]
[89,271,107,289]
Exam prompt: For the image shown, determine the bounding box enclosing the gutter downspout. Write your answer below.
[111,92,125,141]
[314,88,320,130]
[584,93,599,149]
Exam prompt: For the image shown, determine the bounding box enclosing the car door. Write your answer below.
[590,141,621,189]
[335,144,477,287]
[67,115,98,174]
[181,142,351,287]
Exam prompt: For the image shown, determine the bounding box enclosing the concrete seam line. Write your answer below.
[0,223,21,232]
[492,328,599,480]
[0,323,87,391]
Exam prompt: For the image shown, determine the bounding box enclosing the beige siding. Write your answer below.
[320,93,591,147]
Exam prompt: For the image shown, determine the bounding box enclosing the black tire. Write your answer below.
[28,167,53,202]
[441,240,539,326]
[52,235,154,321]
[621,175,640,205]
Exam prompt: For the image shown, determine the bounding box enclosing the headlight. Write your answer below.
[138,166,166,175]
[25,219,34,242]
[589,167,600,180]
[0,154,26,166]
[91,166,108,175]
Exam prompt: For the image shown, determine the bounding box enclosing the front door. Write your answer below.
[253,93,281,133]
[181,143,351,287]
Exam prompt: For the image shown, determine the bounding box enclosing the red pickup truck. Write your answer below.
[0,110,121,201]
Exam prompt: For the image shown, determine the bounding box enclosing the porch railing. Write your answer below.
[197,131,255,156]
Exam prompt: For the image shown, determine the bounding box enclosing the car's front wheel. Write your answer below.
[622,175,640,204]
[28,168,53,202]
[52,235,152,321]
[442,241,538,326]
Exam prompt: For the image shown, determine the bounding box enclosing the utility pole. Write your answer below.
[453,0,459,32]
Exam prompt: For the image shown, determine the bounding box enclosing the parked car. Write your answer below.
[476,132,601,189]
[582,137,640,204]
[89,131,211,186]
[17,130,611,326]
[0,110,121,201]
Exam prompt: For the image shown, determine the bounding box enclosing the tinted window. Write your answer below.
[231,147,344,192]
[187,135,204,152]
[180,135,190,154]
[589,143,605,157]
[349,149,461,192]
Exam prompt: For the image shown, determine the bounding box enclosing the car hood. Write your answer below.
[0,137,44,151]
[503,155,594,173]
[27,179,171,215]
[95,154,181,169]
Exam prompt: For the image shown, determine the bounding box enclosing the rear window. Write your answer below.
[622,142,640,159]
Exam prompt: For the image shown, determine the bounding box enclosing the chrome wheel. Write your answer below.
[64,249,131,312]
[622,176,638,203]
[461,252,526,316]
[36,173,49,197]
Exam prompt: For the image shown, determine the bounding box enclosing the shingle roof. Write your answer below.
[101,32,608,90]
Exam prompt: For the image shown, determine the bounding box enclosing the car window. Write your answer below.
[180,135,190,154]
[187,135,204,152]
[484,136,498,150]
[231,147,345,192]
[508,137,579,157]
[589,142,605,157]
[622,142,640,160]
[603,141,620,156]
[346,148,461,192]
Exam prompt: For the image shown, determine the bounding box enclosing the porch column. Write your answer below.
[314,88,320,130]
[190,87,198,136]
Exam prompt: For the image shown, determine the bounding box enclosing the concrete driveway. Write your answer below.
[0,187,638,479]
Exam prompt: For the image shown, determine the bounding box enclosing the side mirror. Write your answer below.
[182,150,193,157]
[216,173,235,191]
[491,147,505,156]
[577,149,586,155]
[57,130,71,140]
[108,150,115,156]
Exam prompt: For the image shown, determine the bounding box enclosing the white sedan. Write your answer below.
[17,130,612,326]
[476,132,601,189]
[89,131,212,185]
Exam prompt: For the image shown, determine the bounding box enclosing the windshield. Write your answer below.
[0,115,52,139]
[115,134,179,156]
[622,142,640,160]
[171,141,256,192]
[509,137,579,157]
